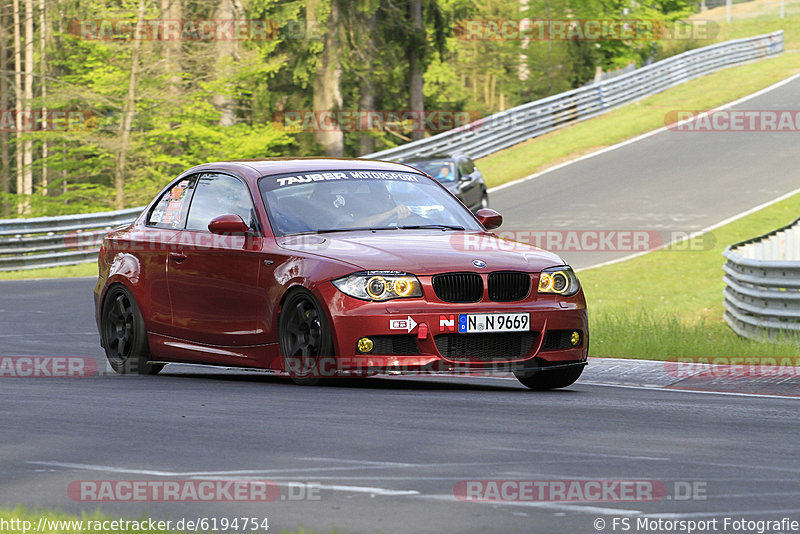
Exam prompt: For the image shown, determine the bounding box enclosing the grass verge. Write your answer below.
[581,191,800,360]
[0,262,96,281]
[478,0,800,188]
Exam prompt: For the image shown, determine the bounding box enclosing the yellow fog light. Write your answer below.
[570,331,581,346]
[357,337,374,353]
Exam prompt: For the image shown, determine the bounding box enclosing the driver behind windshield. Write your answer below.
[435,165,452,181]
[348,183,412,227]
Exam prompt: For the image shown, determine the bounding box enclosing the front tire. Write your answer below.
[514,365,583,390]
[278,289,335,386]
[101,285,163,375]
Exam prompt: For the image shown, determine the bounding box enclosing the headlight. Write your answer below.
[332,271,423,301]
[537,266,579,296]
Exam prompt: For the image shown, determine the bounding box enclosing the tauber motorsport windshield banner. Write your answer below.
[263,170,423,190]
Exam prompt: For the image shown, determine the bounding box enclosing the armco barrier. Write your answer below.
[723,216,800,342]
[363,31,783,161]
[0,207,143,271]
[0,31,785,271]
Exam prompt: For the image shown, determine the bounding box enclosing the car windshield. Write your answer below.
[259,169,482,236]
[405,160,457,182]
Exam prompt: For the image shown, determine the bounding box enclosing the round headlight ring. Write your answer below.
[392,277,413,297]
[366,276,387,299]
[552,271,568,293]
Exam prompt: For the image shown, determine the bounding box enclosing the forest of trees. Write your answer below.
[0,0,698,217]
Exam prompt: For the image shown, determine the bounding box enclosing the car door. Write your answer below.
[139,175,197,334]
[166,172,266,349]
[456,156,481,209]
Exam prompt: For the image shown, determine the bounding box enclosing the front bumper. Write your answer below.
[314,282,588,376]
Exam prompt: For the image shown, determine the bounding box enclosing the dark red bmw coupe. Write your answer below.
[94,159,588,389]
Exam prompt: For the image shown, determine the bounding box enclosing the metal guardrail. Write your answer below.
[723,217,800,342]
[0,207,143,271]
[0,31,785,272]
[363,30,784,161]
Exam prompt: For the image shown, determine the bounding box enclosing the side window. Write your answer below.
[147,176,196,229]
[457,158,475,176]
[185,173,256,232]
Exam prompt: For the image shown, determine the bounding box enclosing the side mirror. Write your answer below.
[208,214,250,235]
[476,208,502,230]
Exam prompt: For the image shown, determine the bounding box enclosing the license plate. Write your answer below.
[458,313,530,333]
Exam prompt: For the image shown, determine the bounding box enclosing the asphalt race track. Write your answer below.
[2,366,799,533]
[492,74,800,269]
[2,75,800,533]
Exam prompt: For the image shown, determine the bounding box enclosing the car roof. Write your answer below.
[401,153,464,163]
[182,158,420,180]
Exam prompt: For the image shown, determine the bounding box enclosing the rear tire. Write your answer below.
[101,285,163,375]
[278,289,335,386]
[514,365,583,390]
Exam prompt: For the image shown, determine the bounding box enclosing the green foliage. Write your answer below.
[3,0,706,217]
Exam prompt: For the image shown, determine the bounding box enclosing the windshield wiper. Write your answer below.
[312,226,400,234]
[396,224,465,231]
[285,225,462,236]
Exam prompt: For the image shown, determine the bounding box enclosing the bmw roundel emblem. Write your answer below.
[472,259,487,268]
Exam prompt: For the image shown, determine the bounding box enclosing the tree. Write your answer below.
[310,0,344,156]
[356,11,377,154]
[213,0,240,127]
[39,0,47,195]
[161,0,182,101]
[114,0,147,210]
[407,0,423,141]
[0,0,10,216]
[22,0,32,209]
[12,0,22,213]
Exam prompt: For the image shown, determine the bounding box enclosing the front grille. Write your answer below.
[542,330,581,351]
[432,273,483,303]
[434,333,538,362]
[363,335,419,355]
[488,271,531,302]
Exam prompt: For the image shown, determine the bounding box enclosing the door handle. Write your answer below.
[169,252,188,263]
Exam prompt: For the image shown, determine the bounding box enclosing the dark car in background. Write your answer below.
[402,153,489,212]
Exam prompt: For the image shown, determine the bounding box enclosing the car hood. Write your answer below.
[277,231,565,275]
